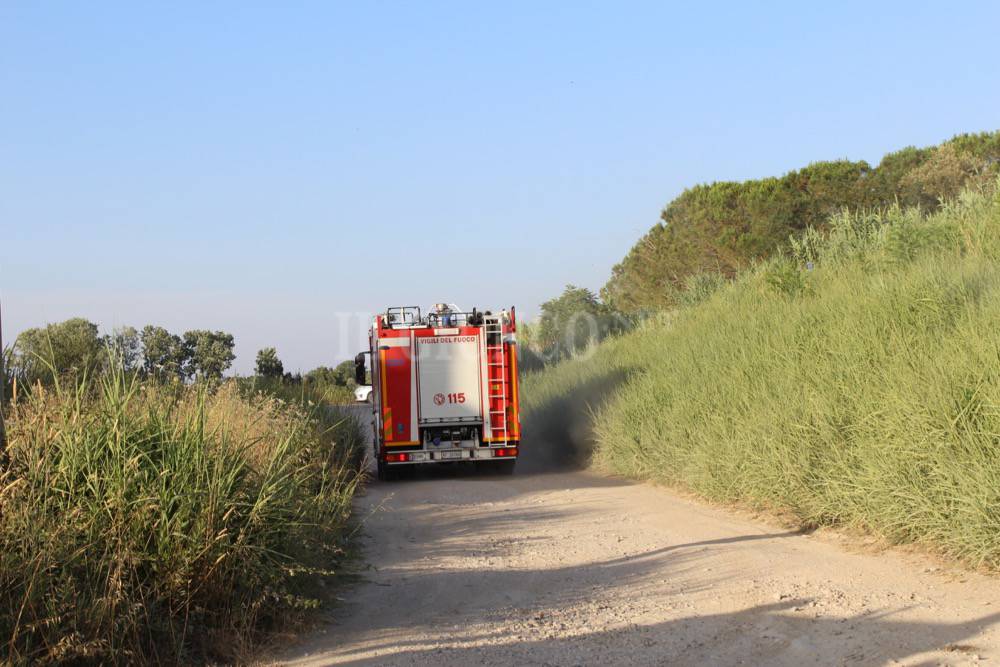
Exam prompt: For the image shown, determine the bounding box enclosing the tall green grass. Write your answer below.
[523,178,1000,568]
[0,368,363,665]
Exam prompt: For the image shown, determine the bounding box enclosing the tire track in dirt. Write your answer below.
[276,460,1000,666]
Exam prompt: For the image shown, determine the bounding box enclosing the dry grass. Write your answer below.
[523,177,1000,570]
[0,368,363,665]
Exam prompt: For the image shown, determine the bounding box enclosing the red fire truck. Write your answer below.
[355,304,521,480]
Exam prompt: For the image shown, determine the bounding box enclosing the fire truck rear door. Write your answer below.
[416,334,483,423]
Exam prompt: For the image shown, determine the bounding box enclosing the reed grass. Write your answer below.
[0,366,363,665]
[522,178,1000,569]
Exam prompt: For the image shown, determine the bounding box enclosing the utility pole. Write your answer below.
[0,294,7,459]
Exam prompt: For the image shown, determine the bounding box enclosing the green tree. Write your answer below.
[305,366,338,386]
[602,131,1000,312]
[140,325,188,380]
[898,143,982,210]
[537,285,623,359]
[332,359,357,387]
[104,326,140,373]
[183,330,236,381]
[14,318,103,385]
[255,347,284,378]
[305,360,357,387]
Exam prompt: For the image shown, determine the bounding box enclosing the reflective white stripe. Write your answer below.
[434,327,459,335]
[379,338,410,347]
[410,330,418,439]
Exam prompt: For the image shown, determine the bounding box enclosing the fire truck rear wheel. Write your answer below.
[494,459,516,475]
[377,459,398,482]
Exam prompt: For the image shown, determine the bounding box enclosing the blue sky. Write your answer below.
[2,1,999,373]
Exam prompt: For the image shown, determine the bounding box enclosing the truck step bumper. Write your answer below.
[384,446,518,464]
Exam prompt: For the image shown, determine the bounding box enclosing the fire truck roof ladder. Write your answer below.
[484,314,509,444]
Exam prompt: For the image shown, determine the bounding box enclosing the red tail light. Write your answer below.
[494,448,518,457]
[385,452,410,463]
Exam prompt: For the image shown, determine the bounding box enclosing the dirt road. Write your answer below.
[279,460,1000,665]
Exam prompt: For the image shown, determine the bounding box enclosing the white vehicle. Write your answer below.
[354,384,373,402]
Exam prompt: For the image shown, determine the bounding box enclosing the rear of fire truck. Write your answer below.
[355,304,521,480]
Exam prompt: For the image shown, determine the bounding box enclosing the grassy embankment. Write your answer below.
[0,369,364,665]
[522,178,1000,568]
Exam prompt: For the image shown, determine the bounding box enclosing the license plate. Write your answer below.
[438,450,463,460]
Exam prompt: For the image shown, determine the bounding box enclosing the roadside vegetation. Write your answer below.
[603,131,1000,312]
[7,321,359,406]
[0,328,364,664]
[517,286,631,372]
[522,131,1000,570]
[249,348,360,406]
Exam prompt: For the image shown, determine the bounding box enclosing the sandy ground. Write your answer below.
[273,445,1000,667]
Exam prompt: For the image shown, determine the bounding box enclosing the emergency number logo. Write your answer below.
[433,393,446,406]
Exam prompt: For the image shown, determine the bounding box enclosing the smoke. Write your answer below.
[518,366,630,473]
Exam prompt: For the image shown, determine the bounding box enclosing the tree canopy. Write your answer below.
[140,326,187,380]
[602,131,1000,312]
[8,320,243,387]
[14,318,103,385]
[536,285,625,360]
[255,347,284,378]
[182,330,235,381]
[106,326,140,372]
[305,360,357,388]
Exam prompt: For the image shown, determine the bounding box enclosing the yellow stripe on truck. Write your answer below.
[380,348,392,440]
[509,341,520,438]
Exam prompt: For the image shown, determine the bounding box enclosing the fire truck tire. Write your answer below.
[376,459,398,482]
[493,459,516,475]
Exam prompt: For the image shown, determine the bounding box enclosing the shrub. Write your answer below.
[0,367,363,665]
[678,272,728,307]
[763,257,808,296]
